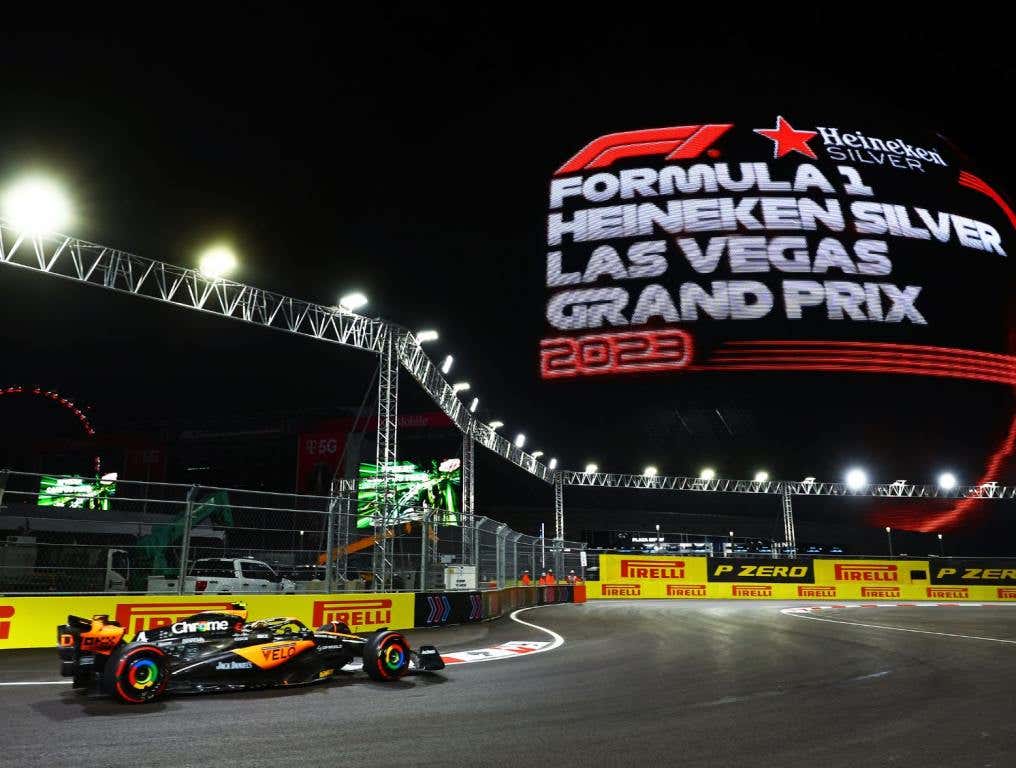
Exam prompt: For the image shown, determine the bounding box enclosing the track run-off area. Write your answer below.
[1,601,1014,767]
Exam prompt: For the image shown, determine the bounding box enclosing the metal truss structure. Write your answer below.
[556,471,1016,499]
[461,433,475,565]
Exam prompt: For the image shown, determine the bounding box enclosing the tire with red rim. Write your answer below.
[102,645,169,704]
[363,631,411,682]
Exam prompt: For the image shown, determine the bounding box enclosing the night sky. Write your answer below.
[1,8,1014,550]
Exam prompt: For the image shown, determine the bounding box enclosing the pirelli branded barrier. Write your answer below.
[589,555,1016,601]
[0,586,580,650]
[0,593,414,651]
[414,585,574,628]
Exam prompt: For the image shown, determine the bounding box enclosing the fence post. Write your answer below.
[419,508,431,592]
[325,483,338,594]
[177,485,199,596]
[495,524,507,589]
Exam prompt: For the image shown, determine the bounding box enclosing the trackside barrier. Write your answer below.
[414,585,575,628]
[588,555,1016,601]
[0,586,583,650]
[0,593,413,650]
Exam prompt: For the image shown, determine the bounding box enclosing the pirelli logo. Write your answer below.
[798,586,836,598]
[998,588,1016,599]
[312,599,392,629]
[732,584,772,598]
[927,587,968,599]
[861,586,901,599]
[834,564,898,582]
[666,584,706,597]
[0,605,13,641]
[620,559,684,579]
[115,601,235,634]
[601,583,641,597]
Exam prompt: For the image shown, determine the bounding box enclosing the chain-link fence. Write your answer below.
[0,470,586,595]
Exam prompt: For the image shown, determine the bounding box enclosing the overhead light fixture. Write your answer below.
[548,458,558,470]
[197,245,238,280]
[845,468,868,491]
[416,329,439,343]
[488,420,503,431]
[1,175,72,234]
[452,381,470,393]
[514,433,526,448]
[699,467,716,481]
[584,463,598,474]
[469,397,479,413]
[937,472,957,490]
[338,291,368,312]
[441,355,453,374]
[754,470,769,483]
[643,466,658,477]
[531,451,544,459]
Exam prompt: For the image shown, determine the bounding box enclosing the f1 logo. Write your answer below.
[555,124,733,175]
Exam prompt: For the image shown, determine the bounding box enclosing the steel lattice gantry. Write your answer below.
[0,222,554,590]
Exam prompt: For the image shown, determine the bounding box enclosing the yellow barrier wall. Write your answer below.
[589,555,1016,602]
[0,592,414,650]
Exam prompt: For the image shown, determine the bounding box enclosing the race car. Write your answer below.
[57,603,444,703]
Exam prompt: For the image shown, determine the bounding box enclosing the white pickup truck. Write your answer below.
[147,557,296,594]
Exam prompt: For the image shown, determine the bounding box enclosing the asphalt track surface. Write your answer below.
[2,601,1015,767]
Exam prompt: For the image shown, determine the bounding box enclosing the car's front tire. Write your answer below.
[363,631,411,682]
[102,645,169,704]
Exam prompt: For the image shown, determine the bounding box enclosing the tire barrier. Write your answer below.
[588,554,1016,601]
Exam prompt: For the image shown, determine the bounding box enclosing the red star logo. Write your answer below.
[754,116,817,159]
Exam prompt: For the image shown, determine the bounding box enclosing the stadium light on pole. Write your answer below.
[441,355,453,374]
[415,329,439,344]
[643,466,658,478]
[514,433,526,448]
[938,471,957,490]
[452,381,470,394]
[845,468,868,491]
[885,526,893,557]
[197,244,238,280]
[699,467,716,481]
[937,532,944,556]
[468,397,479,413]
[488,420,503,431]
[754,470,769,483]
[1,175,72,234]
[338,291,368,312]
[584,463,598,474]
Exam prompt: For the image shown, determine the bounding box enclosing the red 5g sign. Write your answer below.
[540,329,694,379]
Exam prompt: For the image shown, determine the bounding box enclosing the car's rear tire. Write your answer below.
[102,645,169,704]
[363,631,411,682]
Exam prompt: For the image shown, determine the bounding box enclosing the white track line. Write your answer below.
[0,603,568,686]
[784,606,1016,645]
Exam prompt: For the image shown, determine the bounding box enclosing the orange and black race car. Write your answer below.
[57,603,444,703]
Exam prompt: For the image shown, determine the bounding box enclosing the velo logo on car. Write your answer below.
[0,605,13,641]
[115,601,236,634]
[312,598,392,630]
[707,558,814,583]
[235,640,315,669]
[833,564,898,582]
[600,583,641,596]
[619,559,684,579]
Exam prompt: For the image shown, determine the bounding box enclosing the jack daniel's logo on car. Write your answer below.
[215,660,253,670]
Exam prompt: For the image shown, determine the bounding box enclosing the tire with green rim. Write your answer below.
[102,645,169,704]
[363,631,411,682]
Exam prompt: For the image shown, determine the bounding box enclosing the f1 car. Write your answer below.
[57,603,444,703]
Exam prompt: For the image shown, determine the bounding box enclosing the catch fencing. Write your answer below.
[0,470,586,595]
